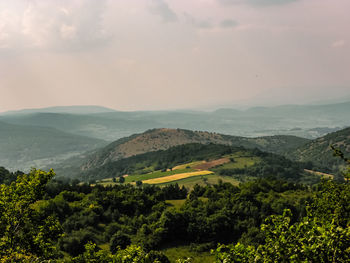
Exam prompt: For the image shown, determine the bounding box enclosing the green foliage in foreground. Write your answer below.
[0,146,349,262]
[214,149,350,262]
[0,169,62,261]
[69,243,169,263]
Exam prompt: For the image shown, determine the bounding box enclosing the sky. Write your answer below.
[0,0,349,112]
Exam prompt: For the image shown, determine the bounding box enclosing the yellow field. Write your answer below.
[142,170,213,184]
[304,169,334,179]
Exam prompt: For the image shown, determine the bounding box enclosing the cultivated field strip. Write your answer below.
[142,170,214,184]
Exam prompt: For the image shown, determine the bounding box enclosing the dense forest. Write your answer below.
[0,147,349,262]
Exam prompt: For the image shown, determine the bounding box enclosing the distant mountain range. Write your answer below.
[0,121,106,171]
[0,105,116,116]
[0,103,349,173]
[1,102,349,141]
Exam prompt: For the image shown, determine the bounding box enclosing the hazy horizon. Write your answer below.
[1,0,349,112]
[2,96,350,115]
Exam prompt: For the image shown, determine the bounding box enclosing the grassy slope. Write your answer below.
[96,151,252,188]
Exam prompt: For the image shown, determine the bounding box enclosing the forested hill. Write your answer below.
[287,126,350,172]
[80,128,309,170]
[0,121,107,172]
[68,143,312,184]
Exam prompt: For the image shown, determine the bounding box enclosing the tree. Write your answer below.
[72,242,169,263]
[0,169,62,261]
[110,231,131,253]
[213,148,350,262]
[119,176,125,184]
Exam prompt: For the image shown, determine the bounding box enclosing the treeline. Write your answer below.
[0,166,23,184]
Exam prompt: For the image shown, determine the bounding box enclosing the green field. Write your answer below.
[172,160,205,170]
[218,155,260,169]
[96,152,258,188]
[166,197,208,211]
[161,245,214,263]
[97,168,196,185]
[97,168,241,189]
[166,199,187,210]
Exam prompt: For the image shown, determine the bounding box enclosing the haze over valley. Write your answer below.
[0,0,349,261]
[0,101,349,172]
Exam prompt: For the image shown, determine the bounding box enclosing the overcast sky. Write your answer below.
[1,0,349,112]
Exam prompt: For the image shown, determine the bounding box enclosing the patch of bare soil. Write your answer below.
[194,158,230,170]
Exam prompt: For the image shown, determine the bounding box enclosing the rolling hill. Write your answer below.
[70,128,309,173]
[66,142,318,188]
[287,126,350,173]
[0,121,107,172]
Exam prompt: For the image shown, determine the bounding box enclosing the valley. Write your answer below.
[0,105,349,262]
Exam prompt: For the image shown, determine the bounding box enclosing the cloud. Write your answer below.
[331,40,346,48]
[183,13,214,29]
[0,0,110,53]
[149,0,178,23]
[220,19,238,28]
[219,0,298,6]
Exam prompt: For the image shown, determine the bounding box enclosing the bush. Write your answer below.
[110,231,131,253]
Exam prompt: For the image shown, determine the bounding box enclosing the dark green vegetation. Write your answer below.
[0,144,349,262]
[0,169,62,261]
[0,167,312,262]
[214,150,350,262]
[58,143,316,185]
[288,127,350,173]
[0,121,106,172]
[1,162,348,262]
[0,166,22,185]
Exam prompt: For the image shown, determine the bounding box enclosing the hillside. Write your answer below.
[77,128,309,171]
[287,126,350,172]
[69,143,313,186]
[0,121,107,172]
